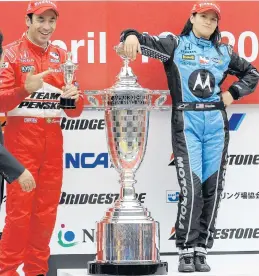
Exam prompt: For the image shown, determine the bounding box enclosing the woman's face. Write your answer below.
[190,11,218,39]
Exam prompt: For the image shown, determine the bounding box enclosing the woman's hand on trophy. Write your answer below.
[115,42,126,56]
[124,35,141,60]
[62,84,80,102]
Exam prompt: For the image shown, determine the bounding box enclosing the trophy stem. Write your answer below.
[119,170,136,200]
[123,58,129,68]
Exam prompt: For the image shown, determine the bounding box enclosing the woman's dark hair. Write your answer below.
[180,14,222,55]
[27,13,33,23]
[0,31,3,58]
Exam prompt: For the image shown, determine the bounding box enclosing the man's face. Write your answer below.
[26,10,57,47]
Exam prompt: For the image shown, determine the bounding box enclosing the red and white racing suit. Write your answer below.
[0,34,84,276]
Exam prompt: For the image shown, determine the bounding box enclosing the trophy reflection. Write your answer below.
[60,52,77,109]
[86,45,169,275]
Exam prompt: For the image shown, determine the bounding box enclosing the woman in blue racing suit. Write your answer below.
[119,1,259,273]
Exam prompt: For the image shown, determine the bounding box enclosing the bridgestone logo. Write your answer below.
[228,154,259,165]
[59,192,146,204]
[61,118,105,130]
[214,228,259,239]
[169,227,259,240]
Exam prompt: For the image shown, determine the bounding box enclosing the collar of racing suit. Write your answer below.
[23,32,51,55]
[188,31,212,48]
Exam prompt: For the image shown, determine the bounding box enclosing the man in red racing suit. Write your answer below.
[0,1,84,275]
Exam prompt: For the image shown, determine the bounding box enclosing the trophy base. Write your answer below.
[87,261,168,275]
[60,98,76,109]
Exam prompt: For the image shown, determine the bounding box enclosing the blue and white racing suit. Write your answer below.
[120,30,259,249]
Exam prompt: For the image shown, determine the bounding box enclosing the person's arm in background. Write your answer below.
[0,32,36,201]
[0,144,25,184]
[0,144,36,199]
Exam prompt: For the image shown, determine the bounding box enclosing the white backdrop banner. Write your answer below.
[1,105,259,255]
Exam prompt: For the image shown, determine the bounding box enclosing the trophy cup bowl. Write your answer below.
[60,52,77,109]
[87,54,168,275]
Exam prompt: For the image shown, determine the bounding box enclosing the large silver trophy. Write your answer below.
[86,47,169,275]
[60,52,77,109]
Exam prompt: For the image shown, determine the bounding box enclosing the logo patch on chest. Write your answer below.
[182,55,195,60]
[21,65,34,73]
[188,69,215,98]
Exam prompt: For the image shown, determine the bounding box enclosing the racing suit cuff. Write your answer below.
[228,85,240,100]
[120,29,141,42]
[5,166,25,184]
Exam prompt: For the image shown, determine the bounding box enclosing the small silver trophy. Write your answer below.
[60,52,77,109]
[86,46,169,275]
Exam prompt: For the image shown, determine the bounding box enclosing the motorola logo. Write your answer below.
[188,69,215,98]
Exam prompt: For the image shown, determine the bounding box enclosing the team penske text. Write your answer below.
[18,102,60,109]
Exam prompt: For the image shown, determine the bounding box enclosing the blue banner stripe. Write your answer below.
[229,113,245,131]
